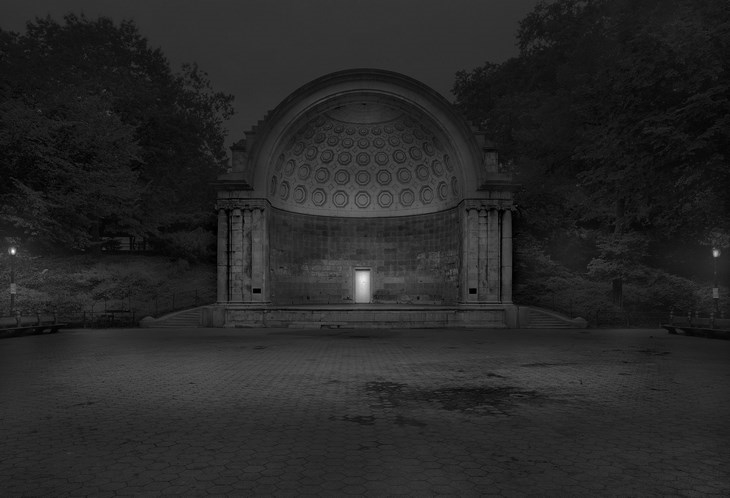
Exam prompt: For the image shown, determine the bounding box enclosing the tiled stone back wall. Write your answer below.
[270,207,460,304]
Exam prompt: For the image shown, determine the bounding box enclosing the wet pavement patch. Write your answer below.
[394,415,427,427]
[637,349,670,356]
[521,362,577,367]
[364,381,543,416]
[425,386,540,413]
[331,414,376,425]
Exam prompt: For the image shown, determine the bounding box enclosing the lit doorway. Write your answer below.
[354,269,371,304]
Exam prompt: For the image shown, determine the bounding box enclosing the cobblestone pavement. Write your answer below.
[1,327,729,497]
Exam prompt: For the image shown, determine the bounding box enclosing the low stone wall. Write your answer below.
[202,305,512,329]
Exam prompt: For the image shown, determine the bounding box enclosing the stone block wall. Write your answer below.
[270,207,460,304]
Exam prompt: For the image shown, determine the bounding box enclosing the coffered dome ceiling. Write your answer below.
[267,101,461,216]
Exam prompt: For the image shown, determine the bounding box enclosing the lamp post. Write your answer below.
[8,246,17,313]
[712,248,721,315]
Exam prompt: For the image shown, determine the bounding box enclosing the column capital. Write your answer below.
[461,199,514,212]
[216,198,270,211]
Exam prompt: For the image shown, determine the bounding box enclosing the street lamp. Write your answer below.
[8,246,17,313]
[712,248,721,314]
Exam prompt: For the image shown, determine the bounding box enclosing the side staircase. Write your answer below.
[140,307,203,328]
[524,307,587,328]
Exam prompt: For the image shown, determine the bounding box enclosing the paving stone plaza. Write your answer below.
[1,326,729,496]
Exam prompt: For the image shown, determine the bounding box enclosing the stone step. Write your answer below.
[527,310,575,328]
[153,309,201,327]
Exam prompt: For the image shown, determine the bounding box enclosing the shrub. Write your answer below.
[152,228,215,262]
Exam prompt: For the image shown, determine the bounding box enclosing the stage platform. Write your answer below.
[201,303,513,328]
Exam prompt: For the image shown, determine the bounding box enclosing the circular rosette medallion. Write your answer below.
[270,176,278,196]
[444,154,454,172]
[355,170,371,186]
[293,185,307,204]
[399,189,415,207]
[332,190,349,208]
[356,152,371,166]
[338,152,352,165]
[315,167,330,183]
[420,186,434,204]
[376,169,392,186]
[279,181,290,200]
[297,164,311,180]
[284,160,296,177]
[438,181,448,200]
[377,190,393,208]
[392,150,407,164]
[334,169,350,185]
[320,150,334,163]
[311,188,327,206]
[397,167,412,184]
[355,191,371,208]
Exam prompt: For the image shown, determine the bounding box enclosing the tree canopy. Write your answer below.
[0,14,234,252]
[453,0,729,310]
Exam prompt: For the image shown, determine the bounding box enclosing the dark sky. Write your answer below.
[0,0,539,146]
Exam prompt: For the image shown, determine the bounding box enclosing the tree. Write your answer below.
[0,27,143,248]
[453,0,730,282]
[0,14,234,251]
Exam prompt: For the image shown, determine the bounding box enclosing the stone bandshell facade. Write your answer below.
[211,69,518,327]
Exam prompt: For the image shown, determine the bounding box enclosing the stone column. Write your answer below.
[251,208,264,302]
[478,208,488,300]
[459,206,469,302]
[261,206,270,302]
[487,208,500,302]
[501,209,513,304]
[466,208,479,302]
[242,209,252,301]
[216,208,228,303]
[229,208,243,302]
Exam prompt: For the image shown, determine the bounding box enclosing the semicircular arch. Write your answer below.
[247,69,482,217]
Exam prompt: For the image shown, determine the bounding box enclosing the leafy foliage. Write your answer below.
[454,0,730,311]
[0,15,234,251]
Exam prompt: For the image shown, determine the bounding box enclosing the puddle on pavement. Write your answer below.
[330,414,375,425]
[364,380,544,417]
[637,349,671,356]
[520,362,577,367]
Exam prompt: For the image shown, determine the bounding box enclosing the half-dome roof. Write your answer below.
[237,69,483,217]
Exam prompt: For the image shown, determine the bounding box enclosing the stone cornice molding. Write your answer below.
[461,198,515,211]
[215,198,270,211]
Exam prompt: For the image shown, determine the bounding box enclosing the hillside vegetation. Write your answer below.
[0,253,215,318]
